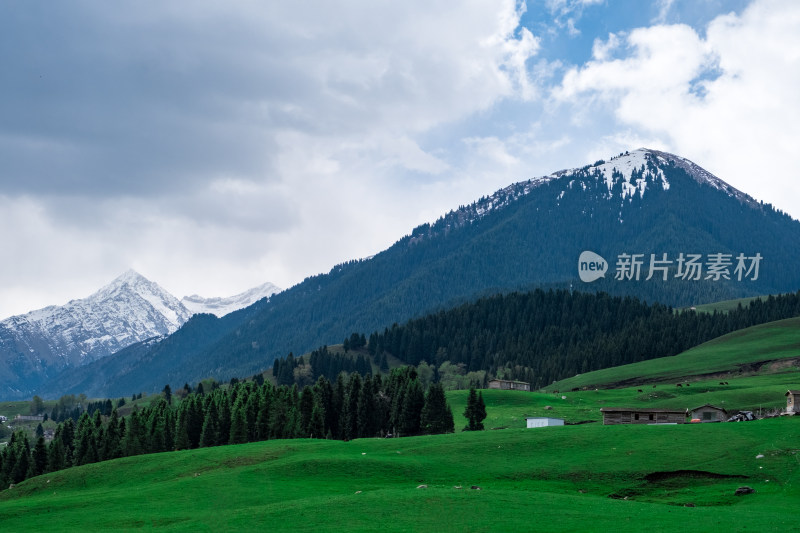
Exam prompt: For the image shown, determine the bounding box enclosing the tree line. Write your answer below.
[1,366,455,490]
[367,289,800,388]
[271,289,800,390]
[273,346,373,387]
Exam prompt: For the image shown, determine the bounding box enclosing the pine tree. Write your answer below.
[9,432,31,484]
[73,412,97,466]
[399,379,424,437]
[463,388,486,431]
[340,373,361,440]
[200,398,220,447]
[309,403,325,439]
[32,437,48,477]
[356,375,376,438]
[46,436,67,473]
[103,409,122,459]
[218,394,232,442]
[420,383,454,435]
[162,384,172,405]
[123,411,144,456]
[298,387,315,438]
[255,384,273,441]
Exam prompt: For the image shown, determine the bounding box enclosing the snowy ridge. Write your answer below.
[648,149,756,205]
[181,282,281,317]
[0,270,192,366]
[408,148,755,244]
[587,148,668,199]
[408,174,558,244]
[0,270,284,398]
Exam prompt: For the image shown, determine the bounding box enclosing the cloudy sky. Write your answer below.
[1,0,798,319]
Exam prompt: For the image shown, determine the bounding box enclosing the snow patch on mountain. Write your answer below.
[181,282,281,317]
[409,148,753,243]
[648,149,754,205]
[0,270,192,366]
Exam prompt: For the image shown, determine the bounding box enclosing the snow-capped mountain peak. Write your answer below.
[181,282,281,317]
[87,269,188,329]
[556,148,755,205]
[408,148,755,244]
[0,269,284,398]
[5,270,192,362]
[580,148,668,199]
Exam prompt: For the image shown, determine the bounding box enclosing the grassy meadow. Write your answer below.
[552,316,800,392]
[1,416,798,532]
[2,315,799,531]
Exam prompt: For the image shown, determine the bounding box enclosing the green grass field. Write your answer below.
[448,371,798,429]
[3,316,800,530]
[552,317,800,392]
[1,416,798,532]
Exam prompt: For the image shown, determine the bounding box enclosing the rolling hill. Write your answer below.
[1,414,797,531]
[552,316,800,391]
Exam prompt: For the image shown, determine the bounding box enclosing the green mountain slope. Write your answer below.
[553,316,800,391]
[37,149,800,399]
[1,417,798,531]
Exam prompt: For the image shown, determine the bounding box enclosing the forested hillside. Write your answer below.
[276,289,800,389]
[0,368,457,489]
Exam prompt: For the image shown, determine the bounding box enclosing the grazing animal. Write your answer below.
[653,385,657,388]
[637,389,643,393]
[686,383,690,387]
[676,383,682,387]
[720,382,725,385]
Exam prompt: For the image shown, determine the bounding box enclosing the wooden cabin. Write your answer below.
[600,407,687,425]
[690,404,727,422]
[786,390,800,414]
[488,379,530,392]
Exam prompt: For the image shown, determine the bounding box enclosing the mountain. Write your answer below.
[0,270,191,399]
[38,148,800,399]
[0,271,282,400]
[181,282,281,317]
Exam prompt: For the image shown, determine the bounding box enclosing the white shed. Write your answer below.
[526,417,564,428]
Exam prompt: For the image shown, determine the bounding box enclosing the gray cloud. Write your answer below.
[0,0,796,321]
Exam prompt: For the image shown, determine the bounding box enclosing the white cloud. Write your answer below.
[653,0,676,24]
[2,0,797,322]
[591,32,623,61]
[0,0,546,319]
[554,0,800,216]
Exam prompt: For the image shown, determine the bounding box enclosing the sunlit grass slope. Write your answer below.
[1,417,798,532]
[552,317,800,392]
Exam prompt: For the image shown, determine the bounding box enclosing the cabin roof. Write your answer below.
[689,403,727,412]
[600,407,687,414]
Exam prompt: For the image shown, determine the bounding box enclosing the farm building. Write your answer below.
[526,417,564,428]
[690,404,727,422]
[786,390,800,414]
[14,415,44,422]
[488,379,530,392]
[600,408,687,425]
